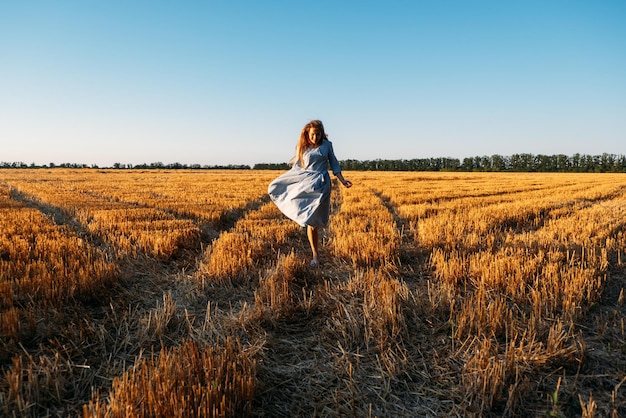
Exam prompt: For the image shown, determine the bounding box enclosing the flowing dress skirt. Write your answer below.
[268,166,331,228]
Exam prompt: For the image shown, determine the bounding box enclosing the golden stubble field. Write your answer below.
[1,169,625,417]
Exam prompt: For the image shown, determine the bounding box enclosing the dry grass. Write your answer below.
[1,169,625,417]
[84,338,255,418]
[0,184,118,353]
[330,184,401,267]
[197,202,300,285]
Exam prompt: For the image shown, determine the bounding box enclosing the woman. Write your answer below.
[268,120,352,266]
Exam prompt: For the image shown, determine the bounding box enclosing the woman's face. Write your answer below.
[307,127,322,145]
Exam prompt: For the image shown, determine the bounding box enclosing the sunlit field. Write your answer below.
[1,169,625,417]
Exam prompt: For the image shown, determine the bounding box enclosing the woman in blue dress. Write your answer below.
[268,120,353,266]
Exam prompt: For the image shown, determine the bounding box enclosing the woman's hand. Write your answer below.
[336,173,352,188]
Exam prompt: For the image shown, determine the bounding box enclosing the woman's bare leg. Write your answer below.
[307,225,319,264]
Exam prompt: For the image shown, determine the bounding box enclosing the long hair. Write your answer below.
[295,120,328,167]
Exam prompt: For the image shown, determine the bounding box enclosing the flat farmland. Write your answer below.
[1,169,625,417]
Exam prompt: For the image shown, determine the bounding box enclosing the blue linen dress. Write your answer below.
[268,140,342,228]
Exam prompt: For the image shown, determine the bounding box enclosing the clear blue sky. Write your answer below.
[1,1,624,167]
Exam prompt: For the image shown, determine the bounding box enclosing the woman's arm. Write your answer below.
[335,172,353,188]
[326,141,352,187]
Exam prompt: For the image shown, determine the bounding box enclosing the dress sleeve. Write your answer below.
[327,141,342,175]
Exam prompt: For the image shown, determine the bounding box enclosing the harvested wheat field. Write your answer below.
[1,169,625,417]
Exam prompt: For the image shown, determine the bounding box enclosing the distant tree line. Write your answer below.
[111,162,251,170]
[256,153,626,173]
[0,162,95,169]
[0,162,251,170]
[252,162,291,170]
[2,153,625,172]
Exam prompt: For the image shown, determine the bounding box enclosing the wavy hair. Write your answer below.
[295,120,328,167]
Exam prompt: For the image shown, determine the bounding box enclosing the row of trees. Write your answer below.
[111,162,251,170]
[0,162,251,170]
[0,162,96,169]
[256,153,626,173]
[2,153,625,172]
